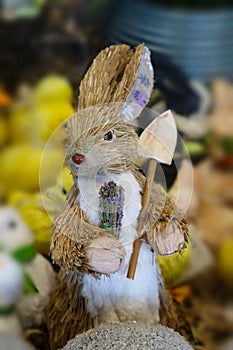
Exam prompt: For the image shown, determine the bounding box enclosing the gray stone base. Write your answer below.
[61,322,194,350]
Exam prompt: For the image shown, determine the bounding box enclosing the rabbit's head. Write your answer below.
[65,44,154,178]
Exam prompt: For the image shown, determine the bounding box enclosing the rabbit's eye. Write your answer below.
[7,220,17,230]
[61,187,67,195]
[103,130,115,141]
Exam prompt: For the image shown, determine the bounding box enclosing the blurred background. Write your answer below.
[0,1,232,349]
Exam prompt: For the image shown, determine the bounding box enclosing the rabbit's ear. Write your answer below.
[117,45,154,122]
[78,44,153,121]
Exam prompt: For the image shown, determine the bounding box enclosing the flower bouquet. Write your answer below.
[99,181,124,239]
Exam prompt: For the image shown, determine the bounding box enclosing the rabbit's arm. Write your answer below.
[133,168,188,255]
[50,185,125,275]
[144,184,189,255]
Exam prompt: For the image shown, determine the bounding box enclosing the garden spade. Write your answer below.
[127,109,177,279]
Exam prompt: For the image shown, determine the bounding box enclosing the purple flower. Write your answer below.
[133,90,148,107]
[99,181,125,239]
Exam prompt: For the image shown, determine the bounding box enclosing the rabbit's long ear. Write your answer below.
[117,44,154,122]
[78,44,154,121]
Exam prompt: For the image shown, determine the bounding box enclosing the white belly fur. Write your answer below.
[77,171,160,325]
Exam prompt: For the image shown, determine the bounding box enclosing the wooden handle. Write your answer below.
[127,159,157,279]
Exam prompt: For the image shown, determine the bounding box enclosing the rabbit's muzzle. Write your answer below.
[72,153,85,165]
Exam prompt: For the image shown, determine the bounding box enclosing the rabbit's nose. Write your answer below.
[72,153,85,165]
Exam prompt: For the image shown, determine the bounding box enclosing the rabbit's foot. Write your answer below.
[84,237,126,274]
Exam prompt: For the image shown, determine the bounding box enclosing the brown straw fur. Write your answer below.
[78,44,144,109]
[46,271,93,350]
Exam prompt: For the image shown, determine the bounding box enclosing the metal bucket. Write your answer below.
[108,0,233,81]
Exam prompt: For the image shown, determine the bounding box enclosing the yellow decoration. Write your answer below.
[0,144,64,192]
[32,101,74,142]
[60,167,73,194]
[40,166,73,217]
[157,242,191,287]
[8,190,51,255]
[33,75,73,105]
[9,75,74,144]
[8,167,73,255]
[217,238,233,293]
[8,105,32,143]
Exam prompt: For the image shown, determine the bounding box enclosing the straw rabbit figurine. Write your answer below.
[46,44,188,349]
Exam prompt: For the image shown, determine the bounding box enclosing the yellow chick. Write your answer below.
[8,84,33,144]
[0,144,64,193]
[32,75,73,105]
[59,166,73,194]
[31,75,74,143]
[8,167,73,255]
[8,191,52,255]
[8,105,32,143]
[32,101,74,142]
[9,76,74,144]
[40,166,73,217]
[157,243,191,287]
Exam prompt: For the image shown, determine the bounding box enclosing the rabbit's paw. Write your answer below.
[84,237,126,274]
